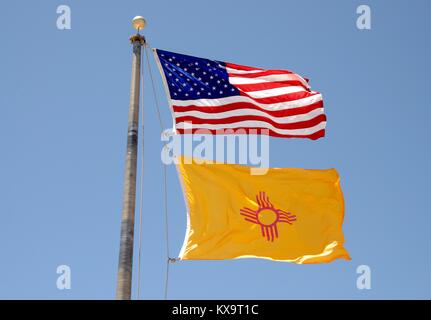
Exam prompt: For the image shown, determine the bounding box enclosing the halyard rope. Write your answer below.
[136,43,145,300]
[136,42,173,300]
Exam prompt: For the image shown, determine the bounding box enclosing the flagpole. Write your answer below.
[116,16,146,300]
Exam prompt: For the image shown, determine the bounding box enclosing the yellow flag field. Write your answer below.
[177,158,350,264]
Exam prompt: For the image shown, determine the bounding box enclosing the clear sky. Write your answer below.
[1,0,431,299]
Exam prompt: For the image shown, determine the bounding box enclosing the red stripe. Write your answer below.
[234,81,308,92]
[175,128,325,140]
[228,69,296,78]
[240,91,319,104]
[173,100,324,117]
[225,62,263,71]
[175,114,326,130]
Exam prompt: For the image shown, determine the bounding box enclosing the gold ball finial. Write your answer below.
[132,16,146,31]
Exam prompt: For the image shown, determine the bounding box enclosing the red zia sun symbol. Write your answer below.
[240,191,297,242]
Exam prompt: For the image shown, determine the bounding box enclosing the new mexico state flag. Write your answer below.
[177,158,350,263]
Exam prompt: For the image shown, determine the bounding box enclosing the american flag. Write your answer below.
[154,49,325,140]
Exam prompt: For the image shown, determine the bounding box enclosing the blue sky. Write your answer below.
[1,0,431,299]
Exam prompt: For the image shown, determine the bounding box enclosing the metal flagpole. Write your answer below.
[116,16,146,300]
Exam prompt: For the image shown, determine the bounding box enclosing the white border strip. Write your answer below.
[174,158,192,260]
[152,48,177,133]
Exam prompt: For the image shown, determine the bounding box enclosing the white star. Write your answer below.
[191,73,195,76]
[195,62,199,65]
[217,80,221,84]
[219,91,223,94]
[210,76,214,79]
[212,86,216,90]
[168,58,172,62]
[203,72,207,75]
[197,92,200,95]
[176,63,180,66]
[208,92,211,96]
[182,83,186,87]
[231,88,235,91]
[198,77,202,81]
[224,84,228,88]
[185,93,189,96]
[190,88,193,91]
[200,88,204,91]
[207,63,210,66]
[205,82,209,85]
[168,73,172,76]
[173,92,177,96]
[184,68,188,71]
[175,78,179,82]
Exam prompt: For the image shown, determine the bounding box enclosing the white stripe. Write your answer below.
[176,120,326,136]
[174,108,324,124]
[229,74,308,85]
[225,67,263,74]
[244,86,307,98]
[172,94,322,111]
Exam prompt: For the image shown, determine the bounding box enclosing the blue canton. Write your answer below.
[156,49,240,101]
